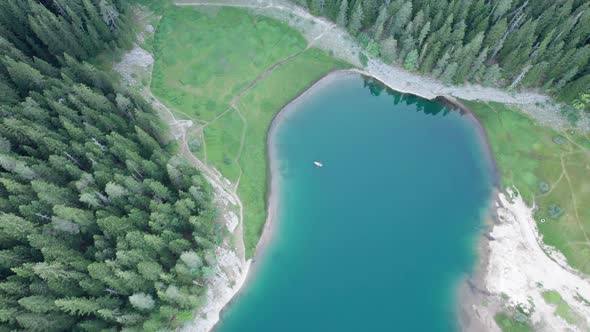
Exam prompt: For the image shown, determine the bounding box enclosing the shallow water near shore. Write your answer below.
[216,74,494,332]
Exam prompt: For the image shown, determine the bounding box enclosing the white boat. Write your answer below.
[313,161,323,168]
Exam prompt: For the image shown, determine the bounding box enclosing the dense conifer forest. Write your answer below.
[297,0,590,106]
[0,1,218,330]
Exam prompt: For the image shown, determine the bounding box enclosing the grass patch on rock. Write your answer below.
[542,290,580,325]
[494,312,533,332]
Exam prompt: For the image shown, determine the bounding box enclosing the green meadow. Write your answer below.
[152,7,306,122]
[463,100,590,274]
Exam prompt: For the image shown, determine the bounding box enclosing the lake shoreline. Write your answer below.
[356,75,505,332]
[254,70,503,331]
[455,196,502,332]
[258,70,353,259]
[209,71,348,331]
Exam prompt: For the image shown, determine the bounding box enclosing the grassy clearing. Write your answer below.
[152,7,306,122]
[151,6,349,256]
[463,100,590,274]
[203,110,243,182]
[494,312,533,332]
[542,290,580,324]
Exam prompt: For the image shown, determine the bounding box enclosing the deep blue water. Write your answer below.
[216,74,493,332]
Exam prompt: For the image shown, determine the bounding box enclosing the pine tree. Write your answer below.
[310,0,326,16]
[2,57,45,94]
[371,5,388,40]
[389,1,412,37]
[417,21,430,48]
[403,49,419,71]
[399,34,415,62]
[420,41,442,73]
[440,62,459,84]
[0,214,37,242]
[336,0,349,27]
[83,0,113,42]
[432,51,451,78]
[15,312,75,332]
[560,74,590,103]
[381,37,397,63]
[129,293,156,311]
[99,0,122,31]
[470,47,489,81]
[348,2,364,35]
[55,296,118,316]
[483,17,506,56]
[565,9,590,47]
[520,62,547,88]
[482,64,502,86]
[454,32,484,83]
[18,295,58,313]
[492,0,512,21]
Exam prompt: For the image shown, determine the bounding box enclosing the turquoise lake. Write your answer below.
[216,74,494,331]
